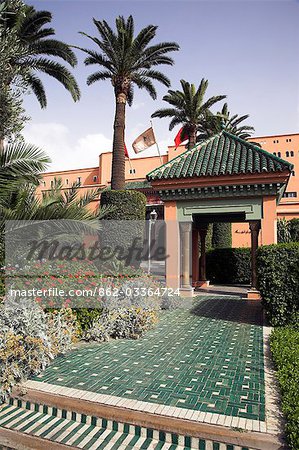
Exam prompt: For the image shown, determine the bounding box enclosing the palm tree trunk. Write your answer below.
[188,127,197,151]
[111,93,126,190]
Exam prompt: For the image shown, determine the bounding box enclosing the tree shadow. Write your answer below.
[191,296,263,326]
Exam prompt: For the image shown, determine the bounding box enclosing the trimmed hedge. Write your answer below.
[100,190,147,266]
[212,223,232,249]
[257,243,299,326]
[206,247,250,284]
[270,326,299,449]
[290,218,299,242]
[100,190,146,220]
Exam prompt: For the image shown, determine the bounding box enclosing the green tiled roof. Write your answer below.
[147,131,293,181]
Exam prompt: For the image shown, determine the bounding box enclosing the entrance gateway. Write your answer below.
[147,130,293,298]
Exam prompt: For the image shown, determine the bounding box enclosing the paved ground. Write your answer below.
[33,296,265,423]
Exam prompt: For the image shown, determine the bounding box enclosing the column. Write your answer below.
[180,222,192,290]
[249,220,261,293]
[164,201,180,290]
[192,227,199,286]
[198,225,209,282]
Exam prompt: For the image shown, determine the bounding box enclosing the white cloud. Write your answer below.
[23,122,112,171]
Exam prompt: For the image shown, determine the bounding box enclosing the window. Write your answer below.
[283,192,297,198]
[273,152,276,156]
[277,152,281,157]
[292,171,295,176]
[286,151,289,157]
[129,169,136,174]
[93,175,97,182]
[273,139,279,143]
[65,179,69,185]
[286,138,292,142]
[77,177,81,185]
[50,180,54,188]
[290,151,294,157]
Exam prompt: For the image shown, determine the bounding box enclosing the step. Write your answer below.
[0,398,255,450]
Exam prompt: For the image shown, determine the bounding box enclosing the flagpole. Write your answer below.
[150,119,163,165]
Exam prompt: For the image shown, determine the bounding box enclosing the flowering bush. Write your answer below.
[0,298,77,401]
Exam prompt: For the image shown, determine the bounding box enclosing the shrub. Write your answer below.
[206,247,251,284]
[83,307,158,342]
[257,243,299,326]
[73,308,103,333]
[270,326,299,449]
[289,218,299,242]
[100,190,146,220]
[0,299,77,401]
[212,223,232,248]
[100,190,147,267]
[46,308,79,354]
[277,218,291,243]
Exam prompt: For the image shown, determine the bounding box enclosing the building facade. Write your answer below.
[37,132,298,247]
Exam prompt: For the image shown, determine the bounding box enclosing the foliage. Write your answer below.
[197,103,255,141]
[257,243,299,326]
[277,218,291,243]
[151,79,225,149]
[206,247,251,284]
[270,326,299,449]
[83,307,158,342]
[46,308,79,354]
[100,190,146,263]
[73,308,103,333]
[0,298,77,400]
[100,190,146,220]
[289,218,299,242]
[0,0,29,142]
[78,15,179,189]
[0,0,80,111]
[212,222,232,249]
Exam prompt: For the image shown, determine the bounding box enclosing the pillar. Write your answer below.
[180,222,193,293]
[192,228,199,286]
[248,220,261,299]
[164,201,180,290]
[196,225,209,287]
[261,196,277,245]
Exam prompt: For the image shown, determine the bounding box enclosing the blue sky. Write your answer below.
[24,0,299,170]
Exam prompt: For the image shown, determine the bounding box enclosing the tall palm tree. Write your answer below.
[197,103,255,141]
[0,2,80,114]
[78,15,179,190]
[151,79,226,150]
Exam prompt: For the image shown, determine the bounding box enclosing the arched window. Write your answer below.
[286,151,289,157]
[290,151,294,157]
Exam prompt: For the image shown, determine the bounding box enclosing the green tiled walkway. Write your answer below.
[33,296,265,422]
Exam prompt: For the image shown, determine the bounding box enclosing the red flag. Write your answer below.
[124,143,129,158]
[174,127,186,148]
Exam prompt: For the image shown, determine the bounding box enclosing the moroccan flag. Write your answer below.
[132,127,156,154]
[124,143,129,158]
[174,127,186,148]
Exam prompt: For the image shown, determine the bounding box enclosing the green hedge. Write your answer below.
[100,190,146,220]
[206,247,251,284]
[100,190,147,266]
[270,326,299,449]
[212,223,232,249]
[290,218,299,242]
[257,243,299,326]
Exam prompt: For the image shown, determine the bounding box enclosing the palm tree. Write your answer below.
[151,79,226,151]
[197,103,255,141]
[0,141,50,195]
[78,15,179,190]
[0,2,80,137]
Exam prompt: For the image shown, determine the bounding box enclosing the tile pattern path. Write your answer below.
[0,399,255,449]
[33,296,265,422]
